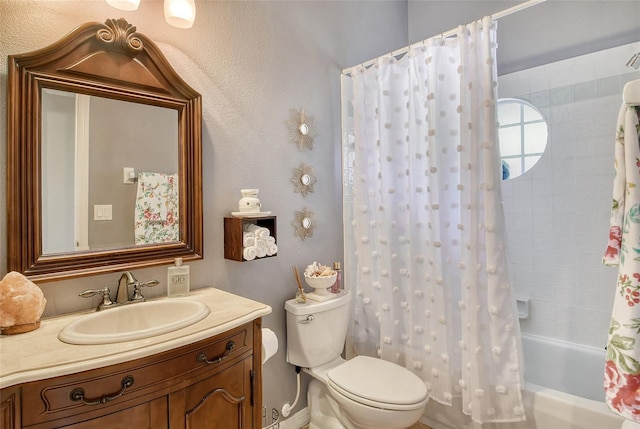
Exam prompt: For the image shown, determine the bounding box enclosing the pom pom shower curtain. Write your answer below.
[341,17,525,424]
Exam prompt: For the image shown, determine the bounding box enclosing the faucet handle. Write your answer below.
[79,287,113,310]
[130,279,160,302]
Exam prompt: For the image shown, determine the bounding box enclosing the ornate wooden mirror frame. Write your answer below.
[7,18,203,281]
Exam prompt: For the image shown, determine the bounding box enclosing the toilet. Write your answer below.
[285,290,428,429]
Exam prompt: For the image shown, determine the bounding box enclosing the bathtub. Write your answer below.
[420,333,625,429]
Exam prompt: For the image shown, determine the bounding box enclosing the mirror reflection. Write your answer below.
[41,89,179,254]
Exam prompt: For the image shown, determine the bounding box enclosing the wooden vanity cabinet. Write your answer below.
[0,320,262,429]
[0,386,20,429]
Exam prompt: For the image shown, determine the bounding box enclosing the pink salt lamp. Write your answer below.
[0,271,46,334]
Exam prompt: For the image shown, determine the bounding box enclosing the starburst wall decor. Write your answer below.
[291,163,317,197]
[292,207,315,240]
[286,108,318,151]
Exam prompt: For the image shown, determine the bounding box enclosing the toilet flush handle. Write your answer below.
[299,315,314,324]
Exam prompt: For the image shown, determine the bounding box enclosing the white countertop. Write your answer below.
[0,287,272,389]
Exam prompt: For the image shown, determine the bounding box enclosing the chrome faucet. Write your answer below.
[80,271,159,311]
[115,271,138,304]
[116,271,160,303]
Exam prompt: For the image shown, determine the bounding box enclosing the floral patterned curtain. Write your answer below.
[603,104,640,421]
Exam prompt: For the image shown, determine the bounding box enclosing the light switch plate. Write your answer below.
[94,204,112,221]
[123,167,136,184]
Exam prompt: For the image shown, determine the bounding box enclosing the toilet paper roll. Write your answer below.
[261,328,278,364]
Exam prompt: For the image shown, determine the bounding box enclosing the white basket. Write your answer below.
[263,407,280,429]
[263,421,279,429]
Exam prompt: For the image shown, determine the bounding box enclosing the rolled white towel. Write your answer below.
[256,228,270,238]
[243,223,258,232]
[256,246,267,258]
[256,238,268,249]
[243,246,258,261]
[265,236,276,246]
[267,243,278,256]
[243,223,270,238]
[243,232,255,247]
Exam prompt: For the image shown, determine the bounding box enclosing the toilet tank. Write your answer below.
[285,290,351,368]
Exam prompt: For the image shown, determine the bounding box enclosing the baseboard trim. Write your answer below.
[277,407,310,429]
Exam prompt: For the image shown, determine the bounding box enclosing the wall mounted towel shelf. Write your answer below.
[224,216,277,261]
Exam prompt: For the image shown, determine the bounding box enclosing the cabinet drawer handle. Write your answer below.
[197,340,235,364]
[69,376,134,406]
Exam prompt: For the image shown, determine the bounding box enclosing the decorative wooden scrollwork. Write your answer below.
[96,18,144,56]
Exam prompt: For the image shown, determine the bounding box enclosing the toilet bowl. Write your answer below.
[622,419,640,429]
[285,291,429,429]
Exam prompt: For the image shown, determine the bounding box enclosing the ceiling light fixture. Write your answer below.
[164,0,196,29]
[106,0,140,11]
[106,0,196,29]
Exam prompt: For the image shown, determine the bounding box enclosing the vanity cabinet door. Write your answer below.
[169,356,254,429]
[0,386,21,429]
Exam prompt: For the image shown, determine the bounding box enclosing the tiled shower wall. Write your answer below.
[499,42,640,349]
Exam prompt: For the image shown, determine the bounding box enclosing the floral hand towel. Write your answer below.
[604,104,640,421]
[134,172,179,245]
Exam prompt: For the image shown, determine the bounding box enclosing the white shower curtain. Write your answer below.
[342,17,525,424]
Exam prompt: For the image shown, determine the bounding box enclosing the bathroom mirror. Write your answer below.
[7,18,203,281]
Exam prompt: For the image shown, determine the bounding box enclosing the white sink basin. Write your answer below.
[58,299,210,345]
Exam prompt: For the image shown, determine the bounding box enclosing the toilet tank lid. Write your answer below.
[328,355,428,406]
[284,290,351,315]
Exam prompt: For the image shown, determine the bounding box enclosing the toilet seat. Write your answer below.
[327,356,428,411]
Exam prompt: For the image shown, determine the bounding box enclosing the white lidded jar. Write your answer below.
[238,189,261,213]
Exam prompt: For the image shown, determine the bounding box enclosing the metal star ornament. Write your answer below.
[287,108,318,151]
[291,163,317,197]
[292,207,315,240]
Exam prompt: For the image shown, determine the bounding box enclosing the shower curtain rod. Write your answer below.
[342,0,546,76]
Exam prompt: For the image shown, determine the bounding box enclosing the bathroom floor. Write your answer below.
[301,424,431,429]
